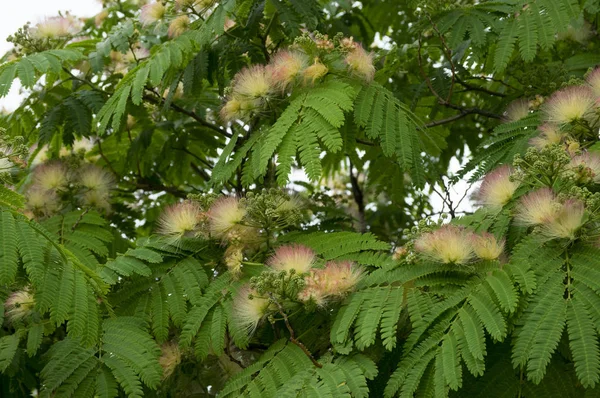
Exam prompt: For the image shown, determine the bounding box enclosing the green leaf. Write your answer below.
[485,269,518,313]
[512,270,566,383]
[151,285,169,343]
[469,288,507,342]
[0,334,19,372]
[458,305,486,361]
[0,210,18,285]
[441,330,462,391]
[494,18,518,72]
[27,324,44,357]
[567,296,600,388]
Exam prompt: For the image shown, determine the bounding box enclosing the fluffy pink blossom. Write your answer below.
[345,45,375,82]
[529,123,563,149]
[478,165,519,209]
[543,86,596,124]
[503,98,530,122]
[140,2,166,26]
[158,201,202,237]
[586,67,600,97]
[471,232,504,260]
[269,50,309,91]
[569,152,600,184]
[514,188,559,226]
[299,261,362,305]
[232,286,271,336]
[414,225,474,264]
[207,196,246,239]
[32,16,80,39]
[542,199,586,239]
[4,289,35,323]
[267,244,316,274]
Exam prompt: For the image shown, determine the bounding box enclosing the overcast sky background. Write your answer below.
[0,0,102,110]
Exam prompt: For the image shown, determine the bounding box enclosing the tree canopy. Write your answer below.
[2,0,600,397]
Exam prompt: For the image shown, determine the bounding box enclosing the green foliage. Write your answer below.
[331,285,404,352]
[3,0,600,396]
[436,0,580,71]
[39,317,161,398]
[354,83,425,187]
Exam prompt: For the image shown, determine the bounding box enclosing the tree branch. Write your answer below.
[349,159,366,233]
[269,294,322,368]
[143,93,231,138]
[97,140,119,178]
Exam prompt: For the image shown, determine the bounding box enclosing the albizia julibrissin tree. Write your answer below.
[2,0,600,397]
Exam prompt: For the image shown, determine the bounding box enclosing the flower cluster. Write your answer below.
[31,15,80,39]
[140,2,166,26]
[220,34,375,123]
[158,342,182,380]
[477,165,519,209]
[4,289,35,324]
[231,286,273,336]
[298,261,363,306]
[414,225,504,264]
[542,86,596,125]
[139,0,217,39]
[529,123,564,149]
[503,98,530,123]
[515,188,586,239]
[158,200,204,239]
[267,244,316,274]
[25,160,114,217]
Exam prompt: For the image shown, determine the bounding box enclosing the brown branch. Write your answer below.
[469,75,520,91]
[455,79,507,97]
[442,102,502,120]
[134,181,187,198]
[349,160,366,233]
[417,21,503,121]
[97,140,119,178]
[190,162,211,181]
[269,294,322,368]
[225,334,246,369]
[425,12,456,103]
[71,208,90,232]
[356,138,376,146]
[143,93,231,138]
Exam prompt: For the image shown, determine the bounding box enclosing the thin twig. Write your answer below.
[416,25,502,121]
[97,140,119,178]
[143,93,231,138]
[269,294,322,368]
[425,12,456,103]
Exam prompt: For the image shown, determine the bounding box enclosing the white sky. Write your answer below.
[0,0,102,110]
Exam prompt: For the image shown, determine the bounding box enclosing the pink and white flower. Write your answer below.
[514,188,559,226]
[471,232,504,260]
[158,200,202,237]
[267,244,316,274]
[414,225,474,264]
[478,165,519,209]
[140,2,166,26]
[503,98,530,123]
[345,45,375,82]
[543,86,596,124]
[542,199,586,239]
[232,286,271,336]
